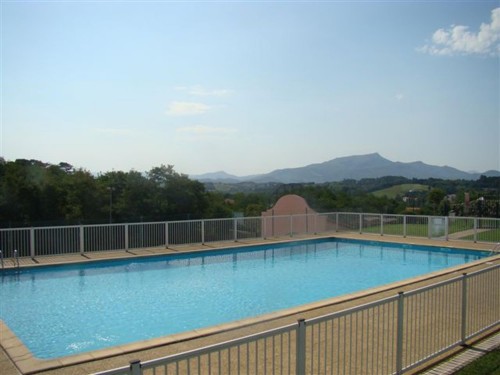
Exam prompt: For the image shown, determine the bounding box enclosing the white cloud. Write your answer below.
[166,101,211,116]
[395,93,404,101]
[175,85,233,97]
[176,125,237,140]
[419,7,500,56]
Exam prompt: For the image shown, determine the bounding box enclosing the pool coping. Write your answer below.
[1,234,499,374]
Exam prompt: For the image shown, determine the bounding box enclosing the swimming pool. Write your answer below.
[0,238,490,360]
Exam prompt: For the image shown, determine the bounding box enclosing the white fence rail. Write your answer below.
[93,264,500,375]
[0,213,499,259]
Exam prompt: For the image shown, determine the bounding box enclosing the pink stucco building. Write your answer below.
[261,194,330,237]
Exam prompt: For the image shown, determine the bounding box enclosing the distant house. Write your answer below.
[446,194,456,202]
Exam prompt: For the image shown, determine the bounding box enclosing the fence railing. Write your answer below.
[93,264,500,375]
[1,213,499,259]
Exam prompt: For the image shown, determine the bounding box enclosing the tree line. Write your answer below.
[1,158,498,228]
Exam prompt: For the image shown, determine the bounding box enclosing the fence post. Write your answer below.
[30,227,35,258]
[444,217,449,241]
[427,216,431,239]
[234,218,238,242]
[359,213,363,234]
[296,319,306,375]
[130,359,141,375]
[396,291,405,375]
[380,214,384,236]
[290,215,293,237]
[165,222,169,249]
[461,273,468,345]
[201,220,205,245]
[314,213,317,235]
[473,218,478,243]
[263,216,267,239]
[403,216,407,238]
[125,224,129,250]
[335,213,339,232]
[79,225,84,254]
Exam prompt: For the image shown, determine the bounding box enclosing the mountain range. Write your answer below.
[191,153,500,184]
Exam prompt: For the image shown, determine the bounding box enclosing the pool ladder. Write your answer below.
[0,250,19,271]
[0,249,20,271]
[489,243,500,256]
[13,249,19,268]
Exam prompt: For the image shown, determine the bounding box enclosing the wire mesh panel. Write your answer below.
[476,218,500,243]
[289,214,316,236]
[34,226,80,256]
[168,220,203,245]
[128,222,166,249]
[203,218,234,243]
[84,224,126,252]
[465,266,500,339]
[401,280,462,372]
[315,213,338,234]
[304,297,398,375]
[381,215,404,237]
[236,217,262,240]
[139,325,297,375]
[361,214,381,235]
[448,217,474,240]
[337,213,360,233]
[405,215,429,238]
[263,215,292,238]
[0,227,31,257]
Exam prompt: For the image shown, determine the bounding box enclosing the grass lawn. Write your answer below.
[460,228,500,242]
[363,223,433,237]
[372,184,428,199]
[454,348,500,375]
[362,222,500,242]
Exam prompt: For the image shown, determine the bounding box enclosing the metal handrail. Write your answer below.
[13,249,19,268]
[490,242,500,255]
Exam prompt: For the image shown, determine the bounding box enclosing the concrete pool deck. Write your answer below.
[1,233,499,375]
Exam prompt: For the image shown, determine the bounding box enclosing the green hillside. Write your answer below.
[372,184,428,199]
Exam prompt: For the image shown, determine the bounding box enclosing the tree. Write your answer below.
[205,192,234,218]
[111,171,154,222]
[0,159,44,224]
[145,165,209,220]
[428,188,446,214]
[62,169,101,222]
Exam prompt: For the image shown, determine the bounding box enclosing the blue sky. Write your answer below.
[1,1,499,176]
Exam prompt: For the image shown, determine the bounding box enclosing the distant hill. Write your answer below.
[191,171,242,183]
[372,184,429,199]
[191,153,500,184]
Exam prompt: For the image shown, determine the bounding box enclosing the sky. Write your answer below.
[1,0,499,176]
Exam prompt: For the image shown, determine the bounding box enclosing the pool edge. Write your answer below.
[1,234,498,374]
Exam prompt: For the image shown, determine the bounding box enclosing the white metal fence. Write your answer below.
[0,213,499,259]
[93,264,499,375]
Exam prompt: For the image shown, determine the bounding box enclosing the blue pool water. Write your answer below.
[0,238,490,359]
